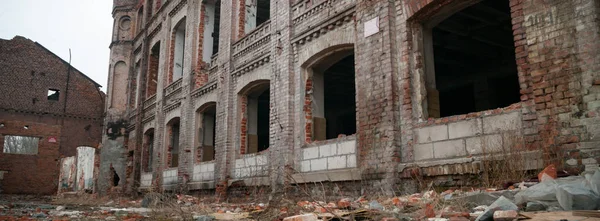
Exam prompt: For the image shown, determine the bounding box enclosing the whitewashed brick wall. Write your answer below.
[192,162,215,182]
[232,154,268,179]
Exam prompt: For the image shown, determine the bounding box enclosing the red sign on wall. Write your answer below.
[48,137,57,143]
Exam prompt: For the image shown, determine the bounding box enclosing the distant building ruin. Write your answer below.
[0,36,105,194]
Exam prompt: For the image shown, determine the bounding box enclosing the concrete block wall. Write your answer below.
[162,168,178,185]
[299,139,357,173]
[414,111,523,161]
[140,173,153,187]
[232,154,269,179]
[192,162,215,182]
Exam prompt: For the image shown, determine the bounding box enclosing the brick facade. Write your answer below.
[101,0,600,197]
[0,36,105,194]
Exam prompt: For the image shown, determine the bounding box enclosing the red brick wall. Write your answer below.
[195,3,209,89]
[0,36,104,194]
[167,32,176,86]
[239,95,248,155]
[0,120,61,194]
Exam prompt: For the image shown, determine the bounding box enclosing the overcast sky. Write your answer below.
[0,0,113,91]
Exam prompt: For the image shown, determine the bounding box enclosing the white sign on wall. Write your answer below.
[364,17,380,37]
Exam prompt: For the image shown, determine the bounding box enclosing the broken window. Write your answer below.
[241,81,270,154]
[146,42,160,98]
[3,135,39,155]
[144,129,154,172]
[195,103,216,162]
[172,18,186,82]
[167,118,180,168]
[244,0,270,33]
[307,48,356,141]
[202,0,221,62]
[48,89,59,101]
[424,0,519,118]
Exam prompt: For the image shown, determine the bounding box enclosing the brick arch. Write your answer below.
[196,101,217,113]
[237,79,270,95]
[297,36,355,69]
[301,44,354,71]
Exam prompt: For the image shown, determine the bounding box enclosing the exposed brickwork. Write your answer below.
[101,0,600,198]
[0,36,104,194]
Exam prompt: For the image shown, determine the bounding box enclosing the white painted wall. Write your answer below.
[76,146,95,190]
[233,154,268,178]
[163,168,178,185]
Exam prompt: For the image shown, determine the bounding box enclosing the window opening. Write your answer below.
[426,0,519,118]
[147,42,160,98]
[244,0,270,33]
[48,89,60,101]
[3,135,39,155]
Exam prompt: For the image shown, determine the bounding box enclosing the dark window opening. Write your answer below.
[48,89,60,101]
[144,129,154,172]
[110,166,120,186]
[428,0,519,118]
[256,0,270,26]
[323,55,356,140]
[212,1,221,55]
[197,104,217,162]
[169,120,180,168]
[243,82,270,154]
[257,89,269,151]
[147,42,160,98]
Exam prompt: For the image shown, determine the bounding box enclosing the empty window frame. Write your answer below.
[167,118,180,168]
[143,129,154,172]
[202,0,221,62]
[306,48,356,141]
[146,42,160,98]
[244,0,270,33]
[423,0,520,118]
[195,103,217,162]
[172,18,186,82]
[3,135,39,155]
[241,81,270,154]
[48,89,60,101]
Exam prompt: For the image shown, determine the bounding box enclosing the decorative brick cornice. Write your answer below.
[133,44,143,55]
[191,80,217,98]
[148,23,163,42]
[292,0,356,26]
[168,0,188,17]
[291,7,355,46]
[232,55,271,77]
[164,101,182,113]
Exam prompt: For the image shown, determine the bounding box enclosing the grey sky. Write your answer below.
[0,0,113,91]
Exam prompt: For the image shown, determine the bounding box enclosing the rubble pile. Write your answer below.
[0,167,598,220]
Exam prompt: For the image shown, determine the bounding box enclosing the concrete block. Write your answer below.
[311,158,327,171]
[256,155,268,165]
[338,140,356,154]
[245,156,257,166]
[319,144,336,157]
[347,155,357,168]
[206,163,215,172]
[493,210,517,221]
[235,159,245,168]
[417,125,448,143]
[483,112,522,134]
[433,139,466,159]
[283,213,318,221]
[301,160,311,172]
[448,119,482,139]
[328,155,347,170]
[414,143,434,161]
[303,147,319,160]
[465,134,503,155]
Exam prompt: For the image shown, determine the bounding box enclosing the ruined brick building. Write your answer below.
[102,0,600,195]
[0,36,105,194]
